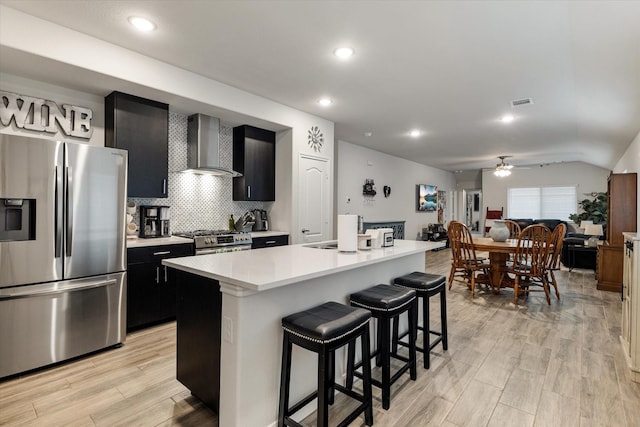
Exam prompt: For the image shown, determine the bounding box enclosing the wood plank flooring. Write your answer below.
[1,249,638,426]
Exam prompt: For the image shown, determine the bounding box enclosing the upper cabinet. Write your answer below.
[233,125,276,201]
[105,91,169,198]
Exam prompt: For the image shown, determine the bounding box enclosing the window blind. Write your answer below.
[508,186,576,220]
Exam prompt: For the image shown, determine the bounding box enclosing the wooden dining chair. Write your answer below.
[545,223,566,300]
[509,224,553,305]
[503,220,521,239]
[447,221,491,298]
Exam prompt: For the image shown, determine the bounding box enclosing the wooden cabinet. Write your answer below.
[105,91,169,198]
[597,173,637,292]
[233,125,276,201]
[251,234,289,249]
[126,243,193,331]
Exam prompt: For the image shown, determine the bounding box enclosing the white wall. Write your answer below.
[482,162,610,221]
[614,129,640,226]
[336,140,456,240]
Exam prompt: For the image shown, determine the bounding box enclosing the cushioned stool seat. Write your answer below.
[348,284,417,410]
[393,271,448,369]
[279,301,373,427]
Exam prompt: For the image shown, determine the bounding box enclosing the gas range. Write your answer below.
[175,230,253,254]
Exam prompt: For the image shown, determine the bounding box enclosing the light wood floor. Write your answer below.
[1,249,639,426]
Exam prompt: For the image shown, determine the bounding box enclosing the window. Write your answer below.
[508,186,577,220]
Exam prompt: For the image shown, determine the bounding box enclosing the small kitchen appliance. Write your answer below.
[139,205,170,238]
[252,209,269,231]
[379,227,395,247]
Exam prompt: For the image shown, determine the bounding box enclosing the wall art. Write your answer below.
[307,125,324,152]
[417,184,437,211]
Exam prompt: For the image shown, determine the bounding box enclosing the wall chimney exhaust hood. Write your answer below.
[184,114,242,176]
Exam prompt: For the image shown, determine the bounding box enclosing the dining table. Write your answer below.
[471,237,518,293]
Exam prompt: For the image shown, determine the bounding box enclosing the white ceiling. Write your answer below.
[1,0,639,172]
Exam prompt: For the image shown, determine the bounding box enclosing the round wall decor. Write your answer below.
[307,126,324,152]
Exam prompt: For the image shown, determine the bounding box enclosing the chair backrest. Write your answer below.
[504,220,521,239]
[546,222,566,270]
[448,220,481,266]
[513,224,553,276]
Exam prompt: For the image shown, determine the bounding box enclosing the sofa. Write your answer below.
[507,218,597,270]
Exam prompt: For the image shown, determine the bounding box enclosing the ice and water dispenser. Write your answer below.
[0,198,36,242]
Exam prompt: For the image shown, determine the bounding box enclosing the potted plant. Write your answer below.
[569,192,607,224]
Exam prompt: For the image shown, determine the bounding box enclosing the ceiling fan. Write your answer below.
[494,156,514,177]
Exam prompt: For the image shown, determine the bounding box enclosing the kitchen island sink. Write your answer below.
[303,241,338,249]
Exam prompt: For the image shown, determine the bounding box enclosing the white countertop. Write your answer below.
[624,232,640,241]
[250,230,289,238]
[126,235,194,248]
[163,239,440,292]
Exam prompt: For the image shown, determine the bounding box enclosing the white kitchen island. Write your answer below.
[163,239,441,427]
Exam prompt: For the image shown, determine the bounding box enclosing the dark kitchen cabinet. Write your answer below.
[175,270,221,412]
[233,125,276,201]
[126,243,193,331]
[105,91,169,198]
[251,234,289,249]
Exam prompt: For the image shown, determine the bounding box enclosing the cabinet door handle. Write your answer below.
[164,265,168,282]
[247,185,251,199]
[153,251,171,256]
[162,179,167,195]
[155,266,160,284]
[302,229,309,233]
[266,240,276,244]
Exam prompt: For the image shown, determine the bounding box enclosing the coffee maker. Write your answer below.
[139,205,170,238]
[252,209,269,231]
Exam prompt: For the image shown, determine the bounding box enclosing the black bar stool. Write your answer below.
[393,271,448,369]
[278,301,373,427]
[347,284,417,410]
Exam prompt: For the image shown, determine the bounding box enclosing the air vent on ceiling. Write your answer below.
[511,98,533,107]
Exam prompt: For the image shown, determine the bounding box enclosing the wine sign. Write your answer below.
[0,90,93,139]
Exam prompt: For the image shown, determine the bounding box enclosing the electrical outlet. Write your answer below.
[223,316,233,344]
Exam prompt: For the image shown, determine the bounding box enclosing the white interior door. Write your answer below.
[298,155,329,243]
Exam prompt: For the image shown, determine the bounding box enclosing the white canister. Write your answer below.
[338,215,358,252]
[358,234,372,250]
[126,200,137,215]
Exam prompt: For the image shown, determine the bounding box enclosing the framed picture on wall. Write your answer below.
[417,184,437,211]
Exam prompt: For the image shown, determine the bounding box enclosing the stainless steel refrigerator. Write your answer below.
[0,134,128,378]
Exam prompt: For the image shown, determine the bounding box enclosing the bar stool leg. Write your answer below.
[424,294,431,369]
[380,314,391,410]
[346,341,355,389]
[361,328,374,426]
[328,350,335,405]
[317,348,329,427]
[278,333,292,427]
[441,287,448,351]
[409,300,418,380]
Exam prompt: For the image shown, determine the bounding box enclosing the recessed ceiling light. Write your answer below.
[333,47,355,59]
[409,130,421,138]
[128,16,156,32]
[318,98,333,107]
[500,114,515,123]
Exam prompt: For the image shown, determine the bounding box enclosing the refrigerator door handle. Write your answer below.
[54,166,63,258]
[0,278,118,301]
[65,166,73,256]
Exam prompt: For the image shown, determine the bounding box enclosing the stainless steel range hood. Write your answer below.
[184,114,242,176]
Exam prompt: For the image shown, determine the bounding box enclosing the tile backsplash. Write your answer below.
[129,112,270,233]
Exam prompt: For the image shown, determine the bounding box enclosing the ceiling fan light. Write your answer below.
[494,168,511,177]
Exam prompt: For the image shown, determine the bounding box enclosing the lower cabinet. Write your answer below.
[251,234,289,249]
[127,243,193,331]
[598,244,624,292]
[175,270,221,412]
